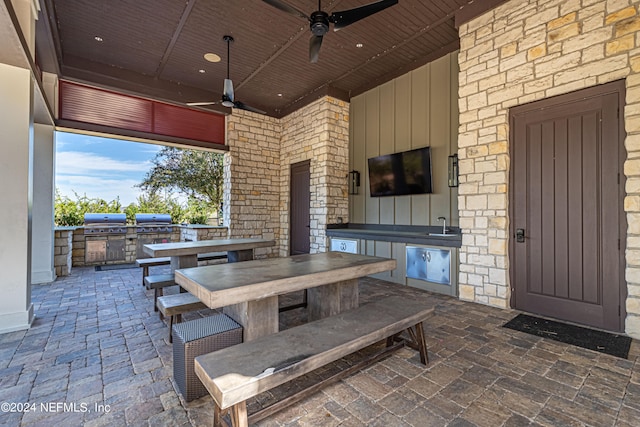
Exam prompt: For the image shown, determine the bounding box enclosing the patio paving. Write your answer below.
[0,264,639,427]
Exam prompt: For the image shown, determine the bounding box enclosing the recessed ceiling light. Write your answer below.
[356,43,363,48]
[94,36,103,42]
[204,53,221,63]
[198,69,206,73]
[277,93,283,97]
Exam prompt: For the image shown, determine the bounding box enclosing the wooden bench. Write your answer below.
[144,274,176,312]
[136,251,228,286]
[157,293,207,343]
[136,257,171,285]
[194,295,434,427]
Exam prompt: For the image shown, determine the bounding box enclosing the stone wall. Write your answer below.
[54,228,73,277]
[225,111,282,259]
[279,97,350,255]
[67,226,227,267]
[72,227,180,266]
[457,0,640,336]
[225,97,349,258]
[179,225,228,242]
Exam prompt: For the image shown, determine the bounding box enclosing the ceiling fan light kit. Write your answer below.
[188,1,397,112]
[187,35,266,114]
[262,0,398,63]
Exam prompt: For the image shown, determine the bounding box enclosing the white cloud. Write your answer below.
[55,152,155,206]
[54,134,172,207]
[56,151,153,174]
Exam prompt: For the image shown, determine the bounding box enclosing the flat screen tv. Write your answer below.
[367,146,433,197]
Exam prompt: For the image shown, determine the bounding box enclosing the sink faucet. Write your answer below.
[437,216,447,234]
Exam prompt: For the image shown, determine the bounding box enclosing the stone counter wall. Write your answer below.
[457,0,640,336]
[63,226,228,268]
[54,229,73,276]
[179,226,228,242]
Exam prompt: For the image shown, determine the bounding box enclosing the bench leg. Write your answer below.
[387,325,429,365]
[386,332,402,347]
[167,313,183,344]
[154,288,165,314]
[214,404,230,427]
[142,266,149,286]
[230,402,248,427]
[411,322,429,365]
[168,315,174,343]
[214,404,222,427]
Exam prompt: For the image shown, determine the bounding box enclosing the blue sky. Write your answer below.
[55,132,163,206]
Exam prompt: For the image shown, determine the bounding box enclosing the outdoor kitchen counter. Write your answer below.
[326,224,462,248]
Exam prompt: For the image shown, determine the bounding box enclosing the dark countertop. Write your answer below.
[326,223,462,248]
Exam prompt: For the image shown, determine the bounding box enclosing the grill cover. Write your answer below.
[135,213,172,225]
[83,213,127,235]
[84,213,127,225]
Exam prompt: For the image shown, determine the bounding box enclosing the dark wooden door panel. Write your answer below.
[290,161,310,255]
[510,81,625,332]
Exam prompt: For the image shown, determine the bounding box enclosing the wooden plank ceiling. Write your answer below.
[36,0,506,118]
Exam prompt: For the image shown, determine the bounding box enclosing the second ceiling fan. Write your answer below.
[188,35,266,114]
[263,0,398,63]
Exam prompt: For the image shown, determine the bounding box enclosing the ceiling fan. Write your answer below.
[188,35,266,114]
[262,0,398,63]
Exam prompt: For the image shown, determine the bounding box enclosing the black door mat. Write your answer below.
[95,264,138,271]
[503,314,631,359]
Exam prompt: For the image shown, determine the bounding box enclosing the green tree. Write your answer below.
[54,190,122,226]
[137,147,224,211]
[123,191,185,224]
[182,197,211,224]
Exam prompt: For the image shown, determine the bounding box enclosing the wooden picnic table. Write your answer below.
[143,238,276,271]
[174,251,397,341]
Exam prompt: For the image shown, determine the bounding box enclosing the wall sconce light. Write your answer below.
[348,170,360,195]
[448,154,459,187]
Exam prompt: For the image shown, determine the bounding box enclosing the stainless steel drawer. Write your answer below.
[330,238,359,254]
[406,246,451,285]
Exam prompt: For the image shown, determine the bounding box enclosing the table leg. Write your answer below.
[170,254,198,271]
[227,249,254,263]
[171,255,197,293]
[307,278,359,321]
[223,296,279,341]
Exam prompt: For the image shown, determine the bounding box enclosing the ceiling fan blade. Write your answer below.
[223,78,234,103]
[187,101,218,106]
[309,34,323,63]
[233,101,266,115]
[261,0,309,20]
[330,0,398,30]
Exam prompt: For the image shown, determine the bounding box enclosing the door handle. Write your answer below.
[515,228,525,243]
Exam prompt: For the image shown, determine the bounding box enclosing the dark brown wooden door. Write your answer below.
[510,81,626,332]
[290,160,310,255]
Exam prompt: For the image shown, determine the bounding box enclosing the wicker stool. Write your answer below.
[172,313,243,401]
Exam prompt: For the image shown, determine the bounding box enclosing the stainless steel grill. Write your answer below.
[83,213,128,235]
[135,213,173,233]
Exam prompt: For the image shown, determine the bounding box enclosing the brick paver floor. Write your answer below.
[0,264,639,426]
